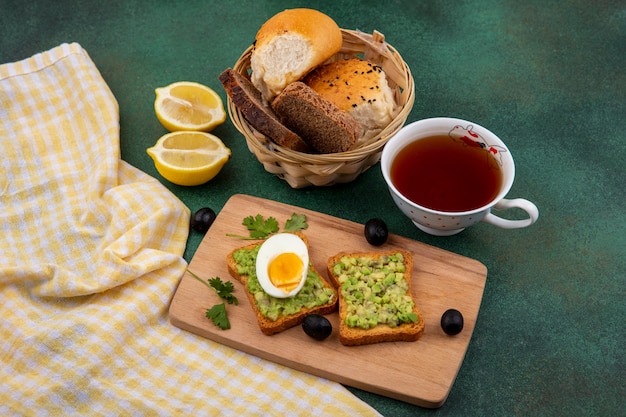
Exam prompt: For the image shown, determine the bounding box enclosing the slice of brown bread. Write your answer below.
[218,68,312,152]
[327,250,424,346]
[226,232,338,336]
[271,82,362,153]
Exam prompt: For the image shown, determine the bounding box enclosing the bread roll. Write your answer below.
[250,8,342,101]
[304,58,396,136]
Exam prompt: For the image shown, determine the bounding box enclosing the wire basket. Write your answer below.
[227,29,415,188]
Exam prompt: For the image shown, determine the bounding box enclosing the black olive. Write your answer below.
[364,218,388,246]
[190,207,217,233]
[441,309,464,335]
[302,314,332,341]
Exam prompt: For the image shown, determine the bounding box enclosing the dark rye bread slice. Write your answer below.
[271,82,362,153]
[218,68,311,152]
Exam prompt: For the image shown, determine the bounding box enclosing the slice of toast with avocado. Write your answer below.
[226,232,338,336]
[327,250,424,346]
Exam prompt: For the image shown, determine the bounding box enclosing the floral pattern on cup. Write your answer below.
[448,124,507,168]
[381,118,539,236]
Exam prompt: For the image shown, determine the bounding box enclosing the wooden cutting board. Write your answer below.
[169,194,487,408]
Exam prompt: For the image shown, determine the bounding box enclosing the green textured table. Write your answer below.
[2,1,624,415]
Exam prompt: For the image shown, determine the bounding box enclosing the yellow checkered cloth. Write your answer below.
[0,43,381,417]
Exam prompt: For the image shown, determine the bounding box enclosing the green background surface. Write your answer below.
[2,1,624,415]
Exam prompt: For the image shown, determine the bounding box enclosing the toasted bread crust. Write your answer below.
[327,250,425,346]
[226,232,338,335]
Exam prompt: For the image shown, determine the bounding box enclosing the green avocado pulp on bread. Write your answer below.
[331,252,418,329]
[233,245,336,321]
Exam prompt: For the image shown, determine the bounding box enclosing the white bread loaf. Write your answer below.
[250,8,342,101]
[304,58,396,138]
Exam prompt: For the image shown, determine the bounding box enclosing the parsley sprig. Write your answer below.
[207,277,238,305]
[205,304,230,330]
[187,269,238,330]
[226,213,308,239]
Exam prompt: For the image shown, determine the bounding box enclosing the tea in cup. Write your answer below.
[381,117,538,236]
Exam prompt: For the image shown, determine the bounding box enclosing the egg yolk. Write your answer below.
[267,252,304,293]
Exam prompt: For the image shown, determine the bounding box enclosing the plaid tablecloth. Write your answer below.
[0,43,381,417]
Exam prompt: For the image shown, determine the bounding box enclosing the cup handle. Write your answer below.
[481,198,539,229]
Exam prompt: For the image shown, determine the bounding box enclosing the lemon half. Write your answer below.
[147,131,231,186]
[154,81,226,132]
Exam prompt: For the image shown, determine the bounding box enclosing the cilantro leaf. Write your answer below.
[205,303,230,330]
[208,277,238,305]
[284,213,308,232]
[243,214,279,239]
[226,213,308,240]
[186,270,239,330]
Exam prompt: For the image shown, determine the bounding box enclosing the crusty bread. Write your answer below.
[218,68,312,152]
[327,250,424,346]
[304,58,396,137]
[271,82,361,153]
[250,8,342,101]
[226,232,338,336]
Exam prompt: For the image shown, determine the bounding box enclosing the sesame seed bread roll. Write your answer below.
[304,58,396,137]
[250,8,343,101]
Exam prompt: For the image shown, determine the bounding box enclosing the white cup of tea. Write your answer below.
[381,117,539,236]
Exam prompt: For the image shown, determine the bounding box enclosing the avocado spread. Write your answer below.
[332,253,418,329]
[233,246,336,321]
